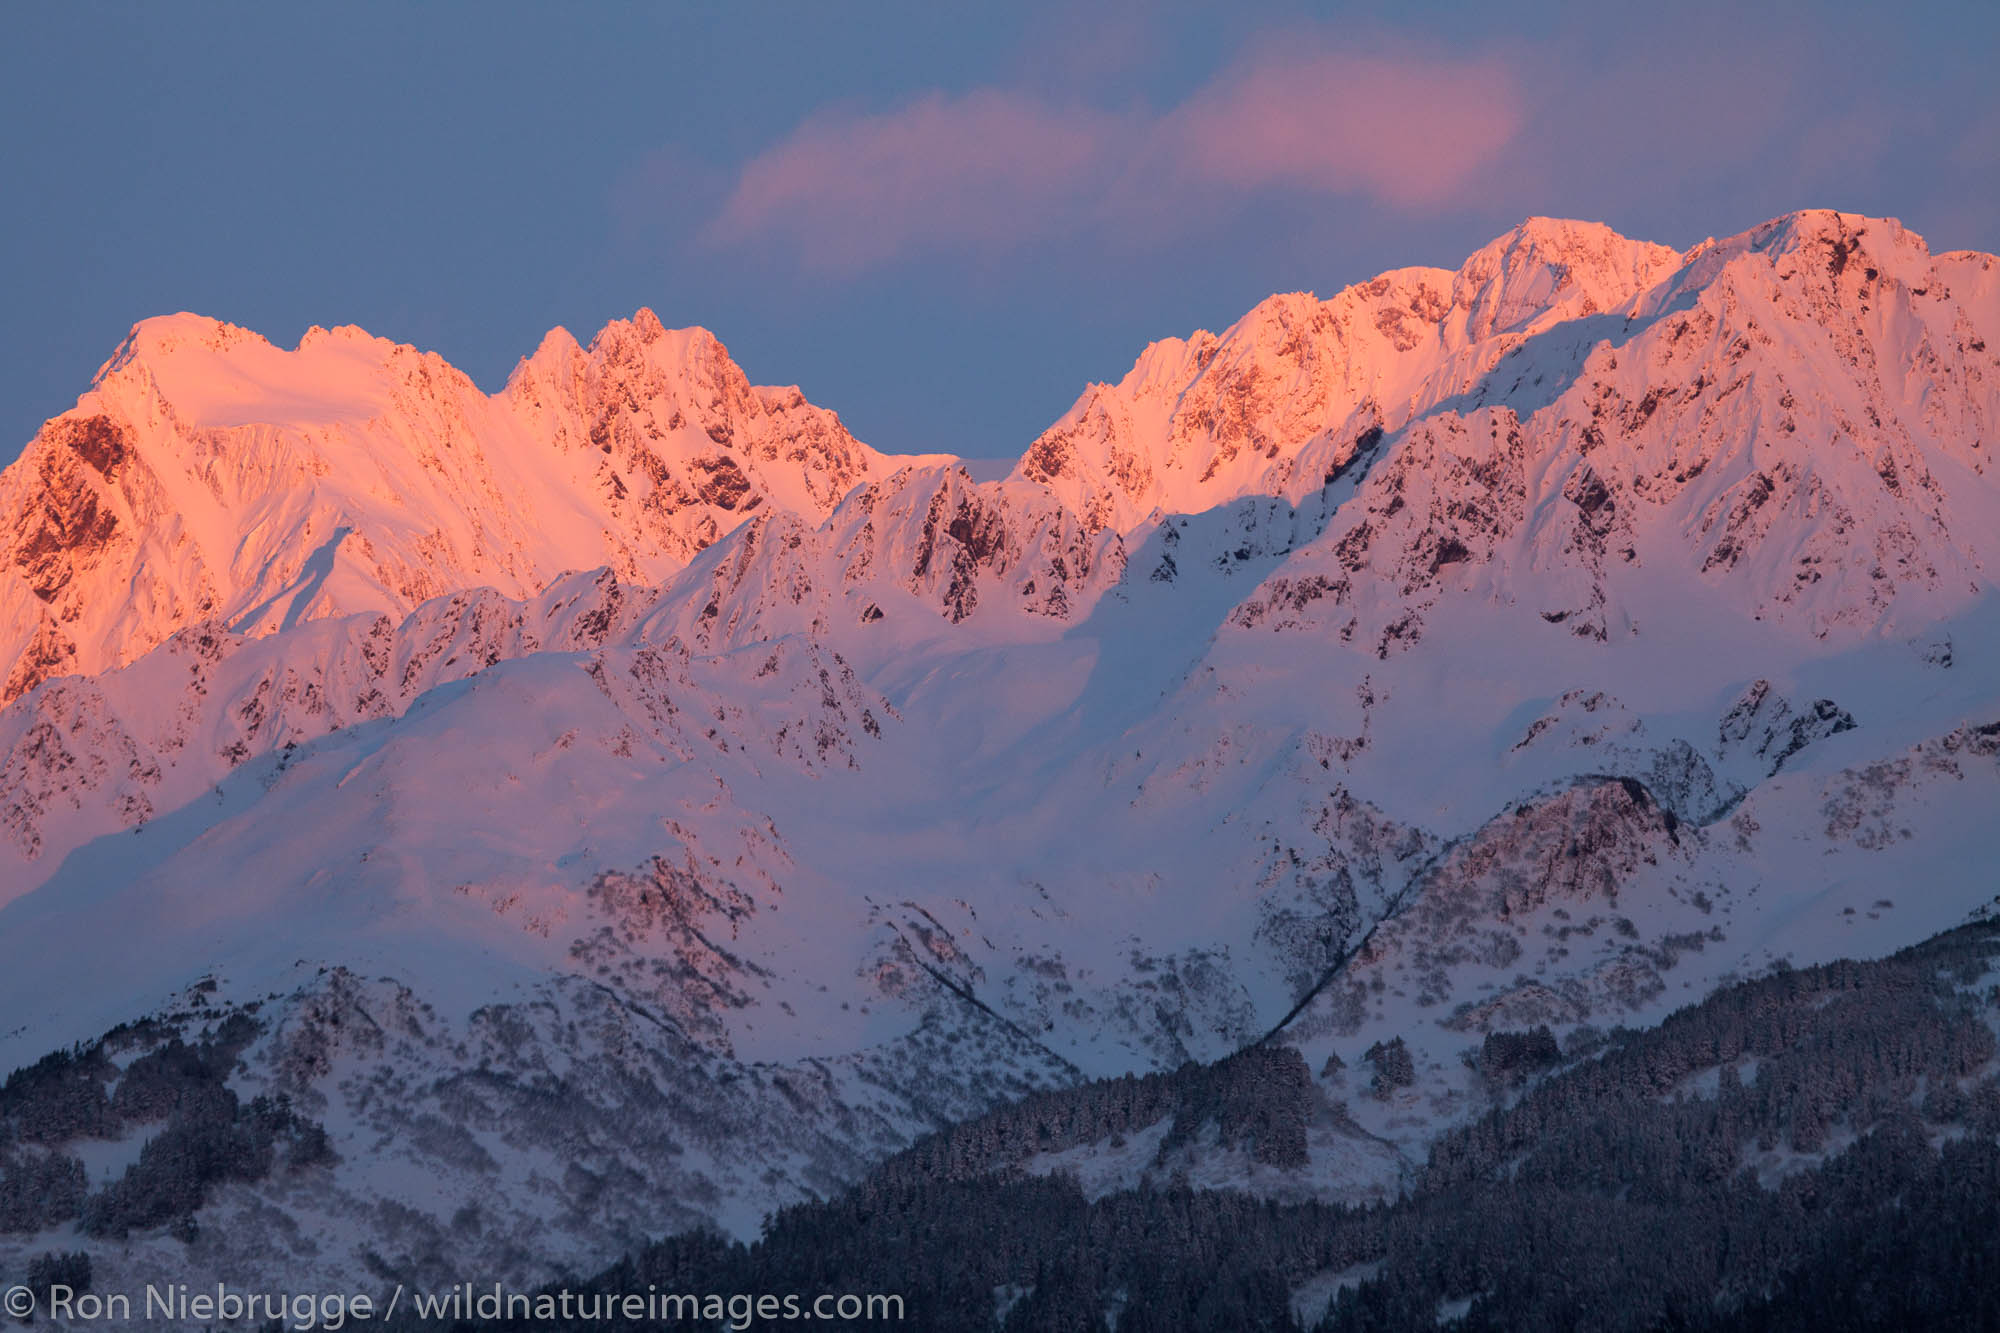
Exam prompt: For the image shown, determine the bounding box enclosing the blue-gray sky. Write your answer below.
[4,1,1996,466]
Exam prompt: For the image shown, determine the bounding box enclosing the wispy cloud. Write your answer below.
[1158,41,1522,208]
[709,91,1128,272]
[705,39,1525,273]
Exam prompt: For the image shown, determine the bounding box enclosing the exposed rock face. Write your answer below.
[641,465,1130,652]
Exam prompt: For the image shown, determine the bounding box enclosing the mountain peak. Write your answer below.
[583,308,720,354]
[512,323,586,381]
[1452,216,1682,338]
[96,312,271,394]
[1486,214,1642,251]
[1676,209,1931,282]
[1757,206,1913,246]
[90,312,431,433]
[105,311,269,363]
[631,305,668,341]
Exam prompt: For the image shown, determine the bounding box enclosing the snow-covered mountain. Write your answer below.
[0,310,944,704]
[3,209,1998,1296]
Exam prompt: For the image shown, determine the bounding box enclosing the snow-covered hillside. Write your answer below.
[2,209,1998,1294]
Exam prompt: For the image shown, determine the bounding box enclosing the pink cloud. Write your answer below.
[708,91,1127,272]
[705,41,1525,273]
[1161,47,1524,208]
